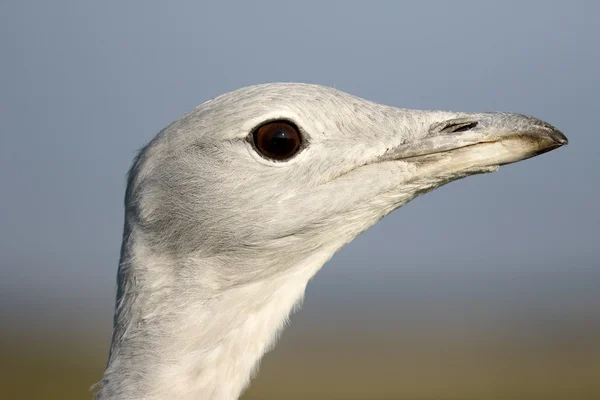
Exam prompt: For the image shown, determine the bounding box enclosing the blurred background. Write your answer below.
[1,1,599,399]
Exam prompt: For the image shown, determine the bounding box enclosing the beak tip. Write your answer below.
[526,115,568,147]
[549,129,569,146]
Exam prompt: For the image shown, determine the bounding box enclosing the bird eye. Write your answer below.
[252,121,302,161]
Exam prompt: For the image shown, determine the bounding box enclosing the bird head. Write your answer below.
[124,83,567,286]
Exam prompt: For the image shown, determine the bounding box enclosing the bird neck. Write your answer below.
[98,236,331,400]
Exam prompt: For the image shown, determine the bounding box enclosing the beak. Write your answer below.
[381,113,568,167]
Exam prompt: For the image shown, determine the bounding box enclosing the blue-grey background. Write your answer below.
[1,1,598,399]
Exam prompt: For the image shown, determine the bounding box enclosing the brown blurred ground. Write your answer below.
[2,325,599,400]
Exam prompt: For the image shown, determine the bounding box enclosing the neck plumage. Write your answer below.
[96,235,331,400]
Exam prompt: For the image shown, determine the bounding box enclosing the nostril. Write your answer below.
[440,120,479,133]
[451,121,478,132]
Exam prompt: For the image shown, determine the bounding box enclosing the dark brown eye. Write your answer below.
[252,121,302,161]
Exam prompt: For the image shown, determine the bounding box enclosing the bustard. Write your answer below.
[96,83,567,400]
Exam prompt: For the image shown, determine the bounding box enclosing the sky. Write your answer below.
[0,1,598,338]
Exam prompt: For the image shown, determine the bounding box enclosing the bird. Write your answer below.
[95,83,567,400]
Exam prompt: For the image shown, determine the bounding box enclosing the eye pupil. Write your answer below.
[253,121,302,160]
[270,131,293,150]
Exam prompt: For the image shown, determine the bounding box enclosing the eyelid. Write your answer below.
[244,119,310,165]
[238,111,305,138]
[249,118,301,137]
[251,121,302,161]
[245,118,310,146]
